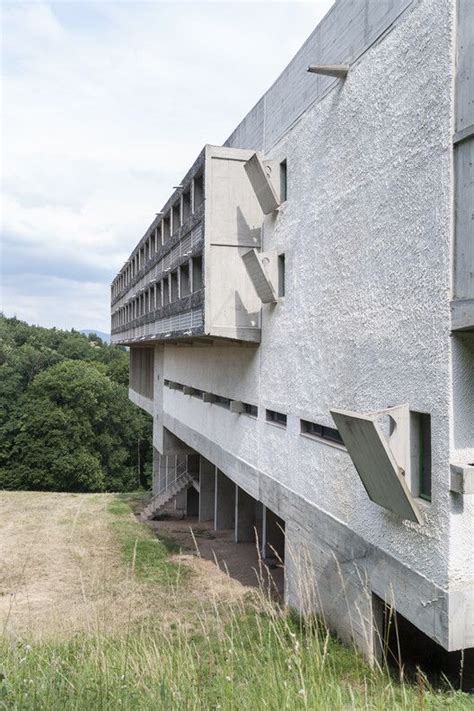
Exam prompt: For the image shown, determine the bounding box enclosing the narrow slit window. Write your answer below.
[278,254,285,297]
[301,419,344,445]
[243,403,258,417]
[280,159,287,202]
[410,412,432,501]
[266,409,287,427]
[214,395,231,409]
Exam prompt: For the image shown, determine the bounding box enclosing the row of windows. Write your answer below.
[111,256,203,329]
[163,380,344,447]
[112,173,204,298]
[163,379,433,502]
[164,380,257,415]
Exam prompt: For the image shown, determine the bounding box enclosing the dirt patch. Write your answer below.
[146,512,284,600]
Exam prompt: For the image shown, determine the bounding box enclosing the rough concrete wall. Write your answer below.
[260,0,454,583]
[225,0,414,152]
[163,0,456,594]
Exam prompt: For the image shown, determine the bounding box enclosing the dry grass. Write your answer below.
[0,491,255,642]
[0,492,471,709]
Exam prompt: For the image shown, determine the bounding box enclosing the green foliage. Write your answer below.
[0,315,152,492]
[107,496,186,586]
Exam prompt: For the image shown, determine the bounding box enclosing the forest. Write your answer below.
[0,315,152,492]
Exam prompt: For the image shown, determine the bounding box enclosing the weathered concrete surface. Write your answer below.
[123,0,473,661]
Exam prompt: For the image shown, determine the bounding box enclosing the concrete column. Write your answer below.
[235,486,256,543]
[214,469,235,530]
[262,506,285,560]
[199,457,216,522]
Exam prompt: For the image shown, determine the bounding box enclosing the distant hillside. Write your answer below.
[80,329,111,343]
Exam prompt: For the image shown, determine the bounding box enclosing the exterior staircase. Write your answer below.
[142,470,195,520]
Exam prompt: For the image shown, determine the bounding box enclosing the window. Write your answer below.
[411,412,432,501]
[191,389,204,399]
[162,277,170,306]
[278,254,285,297]
[182,189,191,221]
[243,403,258,417]
[162,213,171,242]
[155,281,162,309]
[266,409,287,427]
[193,173,204,210]
[280,159,287,202]
[170,271,179,302]
[172,202,181,234]
[192,255,203,291]
[180,263,190,297]
[214,395,231,409]
[301,419,344,445]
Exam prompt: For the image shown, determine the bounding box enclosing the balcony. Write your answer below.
[111,145,283,345]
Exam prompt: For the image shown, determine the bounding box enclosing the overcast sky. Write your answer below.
[1,1,332,333]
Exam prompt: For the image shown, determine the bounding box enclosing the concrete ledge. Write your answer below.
[451,299,474,332]
[450,463,474,495]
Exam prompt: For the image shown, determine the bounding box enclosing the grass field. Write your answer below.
[0,491,471,710]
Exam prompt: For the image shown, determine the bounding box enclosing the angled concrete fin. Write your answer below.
[330,408,422,524]
[242,249,278,304]
[307,64,349,78]
[244,153,281,214]
[230,400,245,414]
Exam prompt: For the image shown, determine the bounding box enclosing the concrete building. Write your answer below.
[111,0,474,667]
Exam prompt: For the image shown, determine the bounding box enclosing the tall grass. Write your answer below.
[0,495,471,710]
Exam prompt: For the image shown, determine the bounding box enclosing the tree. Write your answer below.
[0,316,152,492]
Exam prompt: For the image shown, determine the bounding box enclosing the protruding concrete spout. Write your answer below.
[307,64,349,78]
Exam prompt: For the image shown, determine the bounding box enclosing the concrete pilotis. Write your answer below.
[262,506,285,560]
[214,469,235,530]
[235,486,256,543]
[199,457,216,522]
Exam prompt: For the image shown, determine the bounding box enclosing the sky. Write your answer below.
[1,0,333,333]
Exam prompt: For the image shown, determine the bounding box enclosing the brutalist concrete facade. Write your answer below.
[111,0,474,663]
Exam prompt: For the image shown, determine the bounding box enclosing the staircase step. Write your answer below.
[143,471,194,519]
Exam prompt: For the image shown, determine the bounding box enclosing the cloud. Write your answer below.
[1,0,333,332]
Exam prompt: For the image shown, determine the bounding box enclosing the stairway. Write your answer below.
[142,471,195,520]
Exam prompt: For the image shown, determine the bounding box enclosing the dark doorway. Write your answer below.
[375,595,474,692]
[186,487,199,517]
